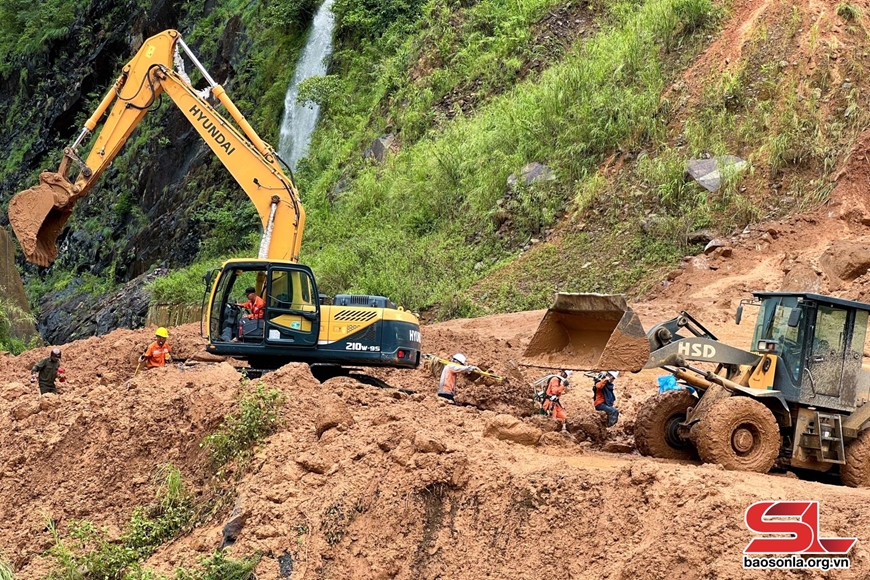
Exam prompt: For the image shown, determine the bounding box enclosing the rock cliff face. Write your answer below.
[37,268,167,345]
[0,0,258,343]
[0,229,37,342]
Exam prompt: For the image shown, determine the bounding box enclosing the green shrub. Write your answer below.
[45,465,194,580]
[147,261,226,306]
[174,551,260,580]
[836,3,860,20]
[0,289,36,355]
[333,0,428,40]
[267,0,319,30]
[0,553,13,580]
[203,381,285,470]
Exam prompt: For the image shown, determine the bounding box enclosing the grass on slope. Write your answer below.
[292,0,720,317]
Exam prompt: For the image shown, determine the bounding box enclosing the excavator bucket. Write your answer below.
[7,172,75,267]
[522,293,650,372]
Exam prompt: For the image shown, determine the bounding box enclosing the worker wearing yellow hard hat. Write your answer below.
[140,327,173,368]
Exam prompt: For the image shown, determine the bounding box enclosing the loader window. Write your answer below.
[753,297,802,347]
[752,296,803,381]
[805,306,848,397]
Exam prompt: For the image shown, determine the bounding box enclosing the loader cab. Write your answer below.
[749,292,870,411]
[204,260,321,357]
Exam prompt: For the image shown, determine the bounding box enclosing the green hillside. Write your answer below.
[1,0,867,349]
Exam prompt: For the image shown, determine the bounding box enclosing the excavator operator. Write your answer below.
[237,287,265,320]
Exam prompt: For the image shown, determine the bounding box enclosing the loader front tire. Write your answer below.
[695,397,780,473]
[841,429,870,488]
[635,390,698,460]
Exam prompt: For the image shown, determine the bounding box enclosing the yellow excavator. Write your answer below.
[7,29,421,379]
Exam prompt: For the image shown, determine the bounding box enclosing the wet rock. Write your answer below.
[363,134,397,163]
[315,396,355,438]
[38,268,164,345]
[703,239,727,254]
[219,505,248,549]
[483,414,542,446]
[601,442,634,454]
[278,551,294,577]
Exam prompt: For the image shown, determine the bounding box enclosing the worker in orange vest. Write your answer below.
[140,327,173,369]
[437,353,478,403]
[593,371,620,427]
[542,370,569,421]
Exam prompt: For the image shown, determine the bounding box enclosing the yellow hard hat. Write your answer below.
[155,327,169,338]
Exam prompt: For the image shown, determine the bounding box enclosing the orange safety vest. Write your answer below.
[240,296,266,319]
[144,341,171,368]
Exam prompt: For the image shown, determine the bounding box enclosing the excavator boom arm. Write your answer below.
[8,29,304,266]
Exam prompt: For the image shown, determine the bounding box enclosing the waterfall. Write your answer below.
[277,0,336,171]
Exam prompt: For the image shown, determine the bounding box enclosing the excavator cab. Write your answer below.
[205,260,321,351]
[203,258,421,371]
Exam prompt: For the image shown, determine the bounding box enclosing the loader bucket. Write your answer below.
[8,172,75,267]
[522,293,650,372]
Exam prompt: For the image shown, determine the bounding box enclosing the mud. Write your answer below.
[8,174,74,267]
[522,294,650,371]
[4,303,870,579]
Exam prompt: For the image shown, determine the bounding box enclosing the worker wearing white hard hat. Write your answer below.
[593,370,620,427]
[437,353,478,403]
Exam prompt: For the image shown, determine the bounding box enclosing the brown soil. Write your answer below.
[3,287,870,578]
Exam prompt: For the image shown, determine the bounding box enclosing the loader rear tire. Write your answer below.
[695,397,780,473]
[841,429,870,488]
[635,390,698,460]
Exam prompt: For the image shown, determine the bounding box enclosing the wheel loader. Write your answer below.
[523,292,870,487]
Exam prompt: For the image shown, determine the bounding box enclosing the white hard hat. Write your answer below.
[452,353,467,365]
[608,371,620,379]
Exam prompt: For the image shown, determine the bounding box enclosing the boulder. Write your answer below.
[819,242,870,282]
[483,414,542,446]
[780,262,822,293]
[363,134,397,163]
[601,442,634,454]
[506,162,556,189]
[566,410,607,444]
[315,396,355,438]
